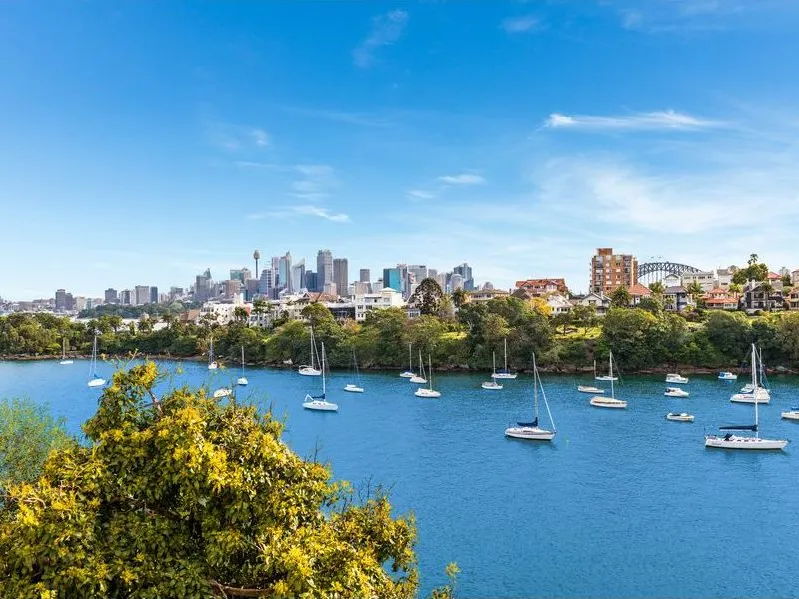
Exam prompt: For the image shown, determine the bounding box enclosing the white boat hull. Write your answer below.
[590,396,627,409]
[718,373,737,380]
[705,435,788,450]
[303,399,339,411]
[208,362,218,370]
[298,367,322,376]
[343,384,364,393]
[505,426,555,441]
[87,378,106,388]
[213,388,232,398]
[665,376,689,384]
[237,377,248,386]
[399,371,415,378]
[665,389,690,398]
[492,373,518,380]
[481,381,503,390]
[730,394,771,404]
[577,385,604,394]
[666,413,694,422]
[415,388,441,398]
[409,376,427,384]
[595,376,618,382]
[60,360,73,365]
[781,411,799,421]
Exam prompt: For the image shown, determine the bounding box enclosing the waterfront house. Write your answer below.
[702,287,739,311]
[663,286,693,312]
[628,283,652,306]
[468,288,510,304]
[569,292,611,315]
[514,278,568,297]
[788,288,799,311]
[546,293,573,315]
[741,282,786,313]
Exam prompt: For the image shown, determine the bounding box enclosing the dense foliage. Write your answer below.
[0,363,430,598]
[6,296,799,372]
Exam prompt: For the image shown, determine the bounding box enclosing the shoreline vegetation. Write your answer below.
[4,295,799,376]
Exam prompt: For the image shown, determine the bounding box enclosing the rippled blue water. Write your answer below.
[2,359,799,598]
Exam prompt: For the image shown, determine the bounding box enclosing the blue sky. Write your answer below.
[3,1,799,300]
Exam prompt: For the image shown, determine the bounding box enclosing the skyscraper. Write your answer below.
[149,286,159,304]
[333,258,349,298]
[259,268,274,296]
[291,259,306,292]
[383,268,402,292]
[305,270,318,292]
[317,249,333,291]
[230,268,252,283]
[195,272,212,302]
[453,263,474,291]
[104,288,118,304]
[359,268,371,283]
[408,265,428,284]
[278,252,293,293]
[134,285,151,306]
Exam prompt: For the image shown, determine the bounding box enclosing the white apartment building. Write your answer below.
[199,294,247,325]
[354,289,405,321]
[681,270,716,292]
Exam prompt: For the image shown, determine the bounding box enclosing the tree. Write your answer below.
[0,399,70,489]
[637,296,663,315]
[782,274,792,288]
[0,364,421,598]
[609,285,631,308]
[451,288,467,309]
[571,304,598,334]
[551,312,571,335]
[704,311,752,363]
[686,281,704,305]
[729,282,742,295]
[233,306,249,324]
[648,281,664,296]
[409,278,444,316]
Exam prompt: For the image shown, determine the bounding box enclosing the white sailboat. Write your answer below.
[344,347,364,393]
[399,342,415,378]
[415,355,441,398]
[666,412,694,422]
[492,338,517,379]
[409,349,427,384]
[706,343,788,450]
[237,345,248,386]
[59,337,73,365]
[590,352,626,409]
[730,347,770,404]
[505,353,556,441]
[303,342,338,411]
[482,352,503,390]
[577,360,604,393]
[595,354,618,382]
[665,387,689,397]
[213,387,232,398]
[87,332,106,388]
[298,328,322,376]
[781,407,799,421]
[207,336,218,370]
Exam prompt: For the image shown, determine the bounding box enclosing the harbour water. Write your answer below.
[2,359,799,597]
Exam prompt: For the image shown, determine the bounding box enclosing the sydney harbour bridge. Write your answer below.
[637,257,702,286]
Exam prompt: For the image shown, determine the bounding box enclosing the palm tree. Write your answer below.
[748,253,759,266]
[648,280,664,296]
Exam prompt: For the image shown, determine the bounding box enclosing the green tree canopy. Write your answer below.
[409,278,444,316]
[0,363,420,598]
[609,285,631,308]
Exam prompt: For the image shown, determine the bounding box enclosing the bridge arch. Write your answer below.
[638,261,702,285]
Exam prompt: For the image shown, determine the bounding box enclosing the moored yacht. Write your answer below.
[298,328,322,376]
[505,353,556,441]
[718,371,737,381]
[482,352,503,390]
[303,342,338,411]
[665,387,689,398]
[590,351,626,409]
[665,373,689,384]
[666,412,694,422]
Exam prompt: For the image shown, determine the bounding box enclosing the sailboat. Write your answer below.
[482,352,503,390]
[730,346,770,404]
[399,342,415,378]
[595,354,618,382]
[213,387,232,398]
[237,345,248,386]
[207,336,218,370]
[577,360,604,393]
[409,349,428,384]
[344,347,364,393]
[492,338,517,379]
[706,343,788,450]
[415,355,441,398]
[505,353,556,441]
[59,337,73,365]
[589,351,626,408]
[298,328,322,376]
[87,332,106,388]
[303,342,338,411]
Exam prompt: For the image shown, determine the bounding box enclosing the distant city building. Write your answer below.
[120,289,132,305]
[278,252,293,293]
[259,268,274,296]
[382,268,402,292]
[353,281,370,295]
[54,289,71,311]
[134,285,151,306]
[73,296,87,311]
[244,279,259,301]
[291,259,306,293]
[359,268,370,283]
[408,265,428,285]
[453,263,474,291]
[150,286,159,304]
[590,248,638,294]
[323,282,338,296]
[779,266,791,279]
[428,268,438,280]
[449,273,464,292]
[715,268,733,288]
[230,268,252,283]
[304,270,318,293]
[104,288,118,304]
[223,279,242,299]
[195,271,212,303]
[333,258,349,298]
[169,286,184,301]
[317,249,333,290]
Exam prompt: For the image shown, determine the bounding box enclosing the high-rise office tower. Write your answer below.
[292,259,306,292]
[134,285,151,306]
[359,268,371,283]
[104,288,118,304]
[383,268,402,292]
[453,263,474,291]
[333,258,349,298]
[305,271,318,292]
[317,249,333,291]
[149,286,159,304]
[278,252,293,293]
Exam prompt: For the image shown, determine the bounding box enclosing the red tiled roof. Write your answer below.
[768,272,782,280]
[629,283,651,297]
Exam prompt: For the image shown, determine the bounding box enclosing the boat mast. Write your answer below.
[409,342,412,371]
[428,354,433,391]
[535,353,556,432]
[492,351,496,376]
[533,354,539,420]
[419,349,424,378]
[752,344,759,438]
[241,345,245,372]
[609,352,615,399]
[504,338,508,371]
[321,342,327,396]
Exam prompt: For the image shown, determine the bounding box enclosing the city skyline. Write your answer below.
[3,2,799,299]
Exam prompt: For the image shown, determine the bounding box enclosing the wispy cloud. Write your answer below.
[501,14,541,34]
[209,123,271,151]
[437,174,486,185]
[292,164,337,199]
[280,106,392,127]
[407,189,435,201]
[247,205,350,223]
[543,110,725,131]
[249,129,269,147]
[353,9,408,69]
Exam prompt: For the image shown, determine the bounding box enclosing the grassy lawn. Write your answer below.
[554,325,602,340]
